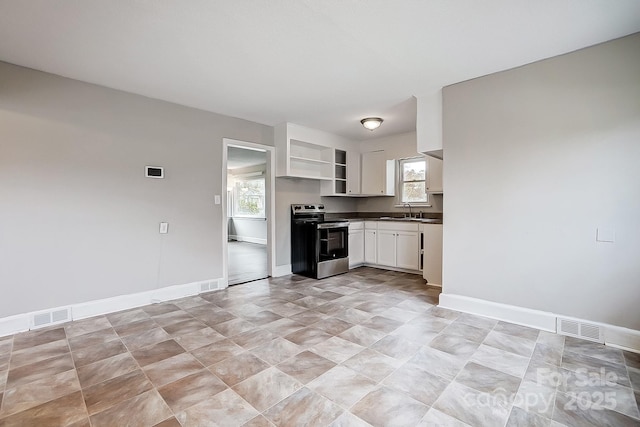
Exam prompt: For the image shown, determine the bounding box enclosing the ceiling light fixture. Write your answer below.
[360,117,383,131]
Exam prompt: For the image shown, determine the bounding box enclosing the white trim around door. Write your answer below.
[222,138,276,285]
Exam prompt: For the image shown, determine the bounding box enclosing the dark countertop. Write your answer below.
[325,212,443,225]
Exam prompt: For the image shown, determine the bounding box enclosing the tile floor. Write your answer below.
[0,267,639,426]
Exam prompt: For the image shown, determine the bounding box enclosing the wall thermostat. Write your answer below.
[145,166,164,178]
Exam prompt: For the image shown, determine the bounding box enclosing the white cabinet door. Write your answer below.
[427,156,443,193]
[346,150,361,195]
[361,151,395,196]
[364,229,377,264]
[361,151,384,195]
[396,231,420,270]
[376,230,397,267]
[349,229,364,267]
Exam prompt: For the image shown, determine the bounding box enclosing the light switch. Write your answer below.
[159,222,169,234]
[214,195,221,205]
[596,227,615,242]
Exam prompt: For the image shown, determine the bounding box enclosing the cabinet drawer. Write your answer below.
[349,221,364,231]
[376,222,419,232]
[364,221,378,230]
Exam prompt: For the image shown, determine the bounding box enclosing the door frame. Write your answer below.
[221,138,276,287]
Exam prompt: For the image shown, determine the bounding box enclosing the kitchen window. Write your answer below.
[233,176,265,218]
[397,157,429,205]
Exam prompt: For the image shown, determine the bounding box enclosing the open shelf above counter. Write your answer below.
[275,124,336,180]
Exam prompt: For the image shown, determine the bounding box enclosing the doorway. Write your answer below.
[222,139,275,286]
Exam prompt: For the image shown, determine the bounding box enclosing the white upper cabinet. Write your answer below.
[427,156,443,193]
[321,148,361,196]
[275,123,334,180]
[346,150,361,195]
[360,150,395,196]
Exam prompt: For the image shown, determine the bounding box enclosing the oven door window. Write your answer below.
[318,227,348,261]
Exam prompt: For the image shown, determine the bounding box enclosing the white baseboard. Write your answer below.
[0,277,223,338]
[604,324,640,354]
[273,264,292,277]
[438,293,640,353]
[439,294,558,333]
[0,313,30,337]
[228,235,267,245]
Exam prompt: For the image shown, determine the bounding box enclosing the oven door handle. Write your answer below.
[317,222,349,229]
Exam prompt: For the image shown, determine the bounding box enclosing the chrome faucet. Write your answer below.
[403,202,412,218]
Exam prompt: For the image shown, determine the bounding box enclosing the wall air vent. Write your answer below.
[31,307,72,329]
[557,317,604,343]
[199,280,219,293]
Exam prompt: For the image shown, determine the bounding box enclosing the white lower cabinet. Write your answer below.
[376,230,397,267]
[348,223,364,267]
[396,231,420,270]
[376,222,420,271]
[421,223,443,285]
[350,220,429,274]
[364,221,377,264]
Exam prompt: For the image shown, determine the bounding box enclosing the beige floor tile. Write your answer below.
[343,348,403,383]
[263,387,343,427]
[130,339,185,367]
[64,316,112,339]
[0,391,87,427]
[158,369,228,413]
[76,352,139,389]
[173,327,225,351]
[309,336,365,364]
[67,327,119,352]
[113,318,159,338]
[233,367,302,412]
[308,366,377,408]
[277,351,336,384]
[71,337,127,368]
[190,338,245,366]
[0,369,80,417]
[338,324,386,347]
[83,369,152,415]
[210,351,269,386]
[143,352,204,387]
[6,353,75,389]
[90,389,172,427]
[11,327,66,352]
[8,338,70,369]
[176,388,259,427]
[120,327,171,352]
[351,386,429,427]
[163,318,209,336]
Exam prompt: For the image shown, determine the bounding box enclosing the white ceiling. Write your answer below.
[227,146,266,170]
[1,1,639,141]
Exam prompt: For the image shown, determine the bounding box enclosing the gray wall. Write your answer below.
[0,61,273,317]
[442,33,640,330]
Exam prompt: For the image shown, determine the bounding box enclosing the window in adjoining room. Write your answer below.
[233,177,265,218]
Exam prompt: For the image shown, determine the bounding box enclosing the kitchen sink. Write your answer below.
[379,217,441,223]
[379,216,422,222]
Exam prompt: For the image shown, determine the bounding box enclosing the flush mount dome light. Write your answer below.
[360,117,383,131]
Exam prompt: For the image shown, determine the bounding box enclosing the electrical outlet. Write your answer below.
[159,222,169,234]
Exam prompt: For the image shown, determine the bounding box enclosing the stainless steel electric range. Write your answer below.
[290,204,349,279]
